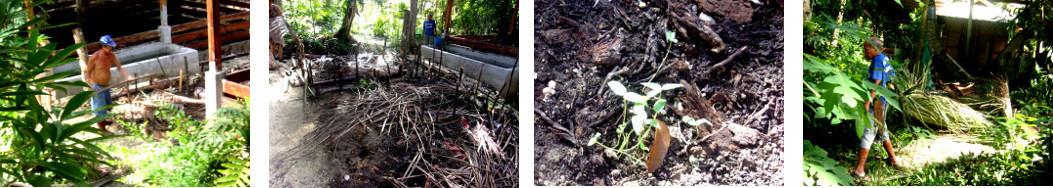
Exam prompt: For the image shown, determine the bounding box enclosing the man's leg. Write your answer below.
[90,84,109,131]
[877,103,899,166]
[854,109,880,176]
[853,148,870,176]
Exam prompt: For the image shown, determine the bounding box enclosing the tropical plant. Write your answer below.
[0,1,118,186]
[114,100,249,187]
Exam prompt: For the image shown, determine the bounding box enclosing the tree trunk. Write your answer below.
[335,0,357,41]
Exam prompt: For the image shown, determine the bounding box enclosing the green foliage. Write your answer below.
[0,1,118,186]
[450,0,518,36]
[112,100,249,187]
[297,36,356,55]
[804,54,900,138]
[214,156,249,187]
[803,140,853,186]
[281,0,349,37]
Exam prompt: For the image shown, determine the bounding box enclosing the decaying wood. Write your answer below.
[743,96,775,125]
[676,79,726,126]
[667,0,726,53]
[695,0,754,23]
[577,37,623,66]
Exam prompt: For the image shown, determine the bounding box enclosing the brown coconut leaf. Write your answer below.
[646,120,671,173]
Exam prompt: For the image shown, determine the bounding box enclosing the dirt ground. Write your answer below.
[534,0,784,185]
[270,38,519,187]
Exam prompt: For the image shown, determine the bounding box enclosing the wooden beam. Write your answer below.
[171,19,249,43]
[447,35,519,56]
[78,11,249,53]
[185,29,248,49]
[207,0,222,70]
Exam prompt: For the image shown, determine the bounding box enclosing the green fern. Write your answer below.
[213,156,249,187]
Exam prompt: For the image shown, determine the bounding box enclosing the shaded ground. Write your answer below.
[534,0,784,185]
[267,70,344,187]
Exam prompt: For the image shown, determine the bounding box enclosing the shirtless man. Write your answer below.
[83,35,131,133]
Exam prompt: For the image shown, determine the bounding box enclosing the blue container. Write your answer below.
[434,37,443,46]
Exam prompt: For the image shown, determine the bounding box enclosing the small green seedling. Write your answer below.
[588,80,682,166]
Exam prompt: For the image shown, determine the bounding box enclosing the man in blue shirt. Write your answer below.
[851,37,904,180]
[423,13,436,45]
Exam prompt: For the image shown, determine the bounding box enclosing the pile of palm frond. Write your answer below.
[901,93,993,133]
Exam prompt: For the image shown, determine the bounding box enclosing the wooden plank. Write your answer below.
[222,79,249,99]
[224,68,250,82]
[185,28,248,49]
[78,11,249,53]
[172,19,249,43]
[447,35,519,56]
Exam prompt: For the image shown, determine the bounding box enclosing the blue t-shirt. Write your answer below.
[423,20,436,36]
[868,54,894,106]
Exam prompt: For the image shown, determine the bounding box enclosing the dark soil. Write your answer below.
[534,0,784,185]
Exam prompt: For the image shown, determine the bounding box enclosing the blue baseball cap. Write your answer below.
[100,35,116,47]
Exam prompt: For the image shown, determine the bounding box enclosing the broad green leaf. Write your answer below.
[624,92,646,103]
[861,81,901,112]
[661,83,683,90]
[645,89,662,98]
[62,91,95,120]
[641,82,662,91]
[653,99,667,113]
[632,115,646,135]
[26,173,50,187]
[632,104,647,115]
[607,81,627,96]
[42,42,86,69]
[803,140,853,185]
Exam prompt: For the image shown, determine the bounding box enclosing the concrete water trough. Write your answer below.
[420,44,518,98]
[52,42,200,98]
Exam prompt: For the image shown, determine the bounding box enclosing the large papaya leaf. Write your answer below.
[803,140,853,186]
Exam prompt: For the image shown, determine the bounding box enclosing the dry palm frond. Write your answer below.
[901,94,993,133]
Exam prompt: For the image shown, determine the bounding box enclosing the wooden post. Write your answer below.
[207,0,223,70]
[443,0,454,34]
[161,0,168,26]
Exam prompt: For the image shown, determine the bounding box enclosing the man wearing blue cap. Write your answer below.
[84,35,131,133]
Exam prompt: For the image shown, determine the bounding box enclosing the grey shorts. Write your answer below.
[860,103,890,149]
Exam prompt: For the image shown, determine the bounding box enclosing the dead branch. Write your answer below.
[703,46,749,78]
[534,108,579,146]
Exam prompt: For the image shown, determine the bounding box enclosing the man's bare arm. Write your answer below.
[113,58,132,81]
[865,79,882,112]
[84,55,96,84]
